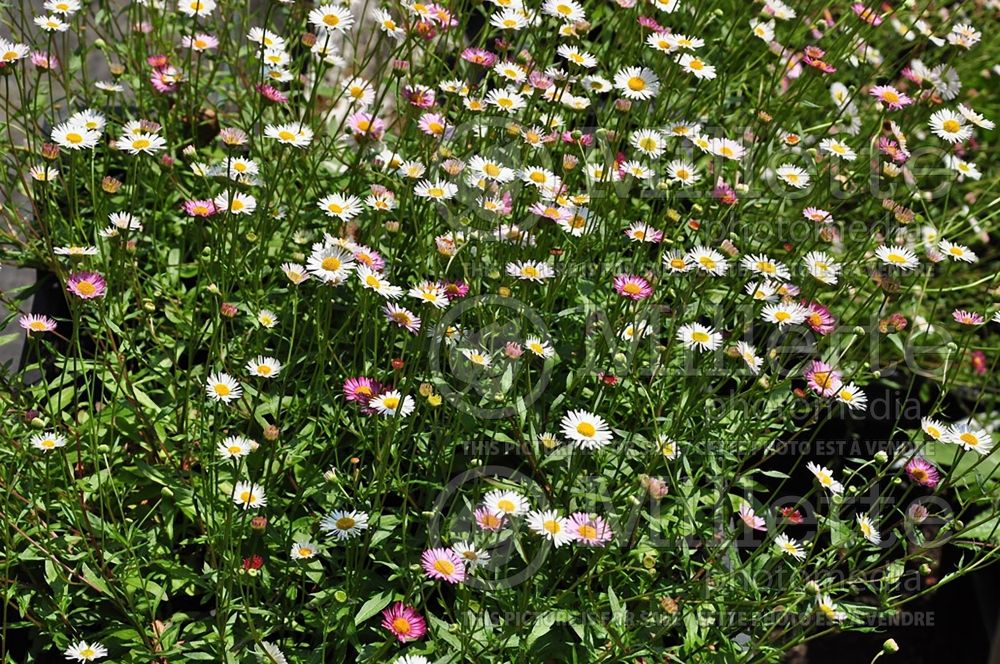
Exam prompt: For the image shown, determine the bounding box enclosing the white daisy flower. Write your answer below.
[526,509,575,547]
[320,509,370,540]
[560,409,614,450]
[676,323,722,352]
[370,390,415,417]
[206,372,242,403]
[232,481,266,509]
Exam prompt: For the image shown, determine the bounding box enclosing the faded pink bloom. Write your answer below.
[805,360,842,398]
[953,309,984,326]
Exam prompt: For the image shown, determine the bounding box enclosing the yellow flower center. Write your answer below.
[576,422,596,437]
[256,365,272,376]
[336,516,356,529]
[66,132,83,144]
[691,331,710,344]
[322,13,340,26]
[497,499,515,512]
[627,76,646,91]
[76,281,96,296]
[277,130,295,141]
[960,432,979,446]
[214,383,231,396]
[240,491,255,503]
[392,617,412,634]
[577,524,597,539]
[544,519,561,533]
[382,396,400,410]
[298,547,313,557]
[433,559,456,575]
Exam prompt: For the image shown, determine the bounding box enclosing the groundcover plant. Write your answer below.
[1,0,999,661]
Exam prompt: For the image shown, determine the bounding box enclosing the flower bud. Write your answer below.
[882,638,899,654]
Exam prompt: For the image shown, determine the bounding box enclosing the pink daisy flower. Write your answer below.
[804,360,842,398]
[384,304,421,333]
[421,547,466,583]
[905,457,940,488]
[877,137,910,164]
[869,85,912,111]
[30,51,59,70]
[713,181,738,205]
[381,602,427,643]
[804,302,836,336]
[852,3,882,25]
[181,32,219,51]
[970,350,987,376]
[803,207,833,223]
[460,47,496,67]
[738,504,767,531]
[568,513,613,547]
[347,112,385,140]
[343,376,381,405]
[353,246,386,271]
[529,202,572,222]
[183,199,217,217]
[66,271,107,300]
[613,274,653,301]
[953,309,984,326]
[417,112,448,138]
[19,314,57,333]
[150,65,181,94]
[443,280,470,300]
[637,16,667,32]
[474,506,506,531]
[402,84,436,108]
[256,84,288,103]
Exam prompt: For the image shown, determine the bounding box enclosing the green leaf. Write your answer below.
[354,591,393,626]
